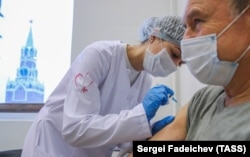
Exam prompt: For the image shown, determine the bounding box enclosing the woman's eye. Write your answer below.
[172,52,180,59]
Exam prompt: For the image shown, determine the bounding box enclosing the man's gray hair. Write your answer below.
[229,0,250,14]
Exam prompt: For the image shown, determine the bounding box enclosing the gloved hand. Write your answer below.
[151,115,175,135]
[142,84,174,121]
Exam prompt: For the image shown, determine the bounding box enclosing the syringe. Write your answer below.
[169,95,177,104]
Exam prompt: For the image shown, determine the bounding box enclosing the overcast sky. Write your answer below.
[0,0,73,102]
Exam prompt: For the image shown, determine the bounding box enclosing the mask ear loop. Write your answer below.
[160,39,164,50]
[217,5,250,38]
[147,36,153,50]
[235,46,250,63]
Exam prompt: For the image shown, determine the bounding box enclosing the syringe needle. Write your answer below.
[169,95,177,103]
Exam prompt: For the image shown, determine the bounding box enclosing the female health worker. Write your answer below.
[21,16,185,157]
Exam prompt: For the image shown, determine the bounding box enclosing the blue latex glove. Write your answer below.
[151,116,175,135]
[142,84,174,121]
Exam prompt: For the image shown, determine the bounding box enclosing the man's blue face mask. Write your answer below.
[181,5,250,86]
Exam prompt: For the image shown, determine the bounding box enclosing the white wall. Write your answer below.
[0,0,206,152]
[71,0,179,61]
[0,113,36,150]
[0,120,32,150]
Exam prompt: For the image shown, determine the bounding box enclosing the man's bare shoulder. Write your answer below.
[149,103,189,141]
[127,104,189,157]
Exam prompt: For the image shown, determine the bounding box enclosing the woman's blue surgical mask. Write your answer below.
[143,42,177,77]
[181,5,250,86]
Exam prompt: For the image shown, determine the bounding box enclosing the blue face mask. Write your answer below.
[181,5,250,86]
[143,46,177,77]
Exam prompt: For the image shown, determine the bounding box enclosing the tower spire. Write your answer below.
[5,19,44,103]
[26,20,34,47]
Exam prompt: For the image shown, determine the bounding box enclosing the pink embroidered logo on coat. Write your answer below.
[74,73,93,93]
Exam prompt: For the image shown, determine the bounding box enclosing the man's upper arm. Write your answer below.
[149,103,189,141]
[126,104,189,157]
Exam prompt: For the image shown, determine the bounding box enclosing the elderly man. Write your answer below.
[146,0,250,142]
[151,0,250,141]
[124,1,250,156]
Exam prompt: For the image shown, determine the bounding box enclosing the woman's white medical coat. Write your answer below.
[21,40,153,157]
